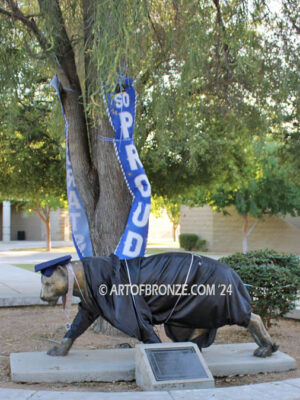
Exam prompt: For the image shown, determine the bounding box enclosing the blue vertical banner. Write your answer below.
[51,75,93,259]
[106,77,151,259]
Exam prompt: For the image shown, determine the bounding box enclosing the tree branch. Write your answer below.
[37,0,99,214]
[37,0,80,90]
[3,0,48,51]
[246,218,260,238]
[212,0,230,82]
[34,198,47,225]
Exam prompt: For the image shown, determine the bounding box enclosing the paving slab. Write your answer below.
[10,343,296,384]
[0,388,36,400]
[169,385,276,400]
[170,380,300,400]
[283,378,300,388]
[29,391,173,400]
[1,380,300,400]
[202,342,296,377]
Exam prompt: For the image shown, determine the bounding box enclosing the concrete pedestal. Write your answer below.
[10,343,296,384]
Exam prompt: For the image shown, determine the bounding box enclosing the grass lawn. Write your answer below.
[11,246,76,253]
[12,264,35,272]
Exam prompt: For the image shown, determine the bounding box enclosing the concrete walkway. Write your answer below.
[1,378,300,400]
[0,240,77,265]
[0,240,74,252]
[0,241,78,306]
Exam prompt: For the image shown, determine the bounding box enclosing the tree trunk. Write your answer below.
[243,214,248,254]
[242,213,260,254]
[172,223,178,242]
[45,217,51,252]
[35,201,52,252]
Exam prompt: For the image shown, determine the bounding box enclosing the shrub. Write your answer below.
[220,249,300,327]
[179,233,207,251]
[179,233,199,251]
[195,238,208,251]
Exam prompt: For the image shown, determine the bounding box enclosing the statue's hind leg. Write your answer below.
[246,313,278,357]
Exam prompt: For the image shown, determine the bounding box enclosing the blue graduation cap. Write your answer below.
[35,255,72,277]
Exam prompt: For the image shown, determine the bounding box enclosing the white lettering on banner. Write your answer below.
[69,190,81,209]
[74,233,86,253]
[132,202,151,227]
[115,93,130,108]
[119,111,133,138]
[123,231,143,258]
[69,212,80,231]
[134,174,151,197]
[125,144,143,171]
[66,169,75,187]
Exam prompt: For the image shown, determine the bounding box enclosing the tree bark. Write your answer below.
[45,216,51,252]
[35,201,52,252]
[172,223,178,242]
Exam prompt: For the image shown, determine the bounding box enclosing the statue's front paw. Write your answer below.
[253,345,273,358]
[47,338,73,356]
[116,343,132,349]
[47,344,69,356]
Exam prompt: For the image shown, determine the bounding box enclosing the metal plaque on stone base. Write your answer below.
[135,342,214,390]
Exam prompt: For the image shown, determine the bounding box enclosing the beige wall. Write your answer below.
[180,205,214,244]
[11,205,42,240]
[148,211,174,241]
[10,205,69,241]
[180,205,300,254]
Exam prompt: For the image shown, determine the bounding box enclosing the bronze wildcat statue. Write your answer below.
[36,252,278,358]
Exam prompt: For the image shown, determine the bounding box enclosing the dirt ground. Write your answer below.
[0,304,299,392]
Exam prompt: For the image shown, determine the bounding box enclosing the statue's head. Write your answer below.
[35,256,71,306]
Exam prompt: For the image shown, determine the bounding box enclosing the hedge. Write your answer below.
[221,249,300,327]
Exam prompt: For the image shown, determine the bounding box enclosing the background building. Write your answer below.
[180,205,300,254]
[0,201,70,242]
[0,201,173,243]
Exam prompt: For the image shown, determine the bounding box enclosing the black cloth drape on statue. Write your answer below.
[65,252,252,348]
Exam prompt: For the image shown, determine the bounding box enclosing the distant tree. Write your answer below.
[205,143,300,253]
[0,18,66,250]
[151,196,182,242]
[0,85,66,250]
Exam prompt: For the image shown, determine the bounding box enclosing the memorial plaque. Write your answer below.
[135,342,215,390]
[145,347,209,381]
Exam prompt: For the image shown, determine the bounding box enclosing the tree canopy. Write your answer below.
[0,34,66,249]
[0,0,298,255]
